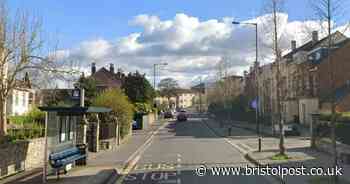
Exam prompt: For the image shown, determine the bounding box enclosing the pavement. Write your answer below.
[214,117,310,138]
[204,117,350,184]
[204,118,310,152]
[2,120,165,184]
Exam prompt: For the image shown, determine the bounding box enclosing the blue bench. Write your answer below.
[49,147,87,179]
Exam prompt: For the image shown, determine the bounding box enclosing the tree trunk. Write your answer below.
[0,96,7,136]
[272,0,285,156]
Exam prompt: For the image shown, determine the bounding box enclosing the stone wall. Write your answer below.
[0,138,45,179]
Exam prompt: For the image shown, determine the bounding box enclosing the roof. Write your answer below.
[90,67,124,89]
[284,31,347,62]
[14,72,32,89]
[39,106,112,115]
[191,83,205,93]
[310,39,350,65]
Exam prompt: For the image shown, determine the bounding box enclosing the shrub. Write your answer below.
[92,89,134,138]
[7,123,44,141]
[134,102,153,114]
[27,106,45,123]
[9,106,45,125]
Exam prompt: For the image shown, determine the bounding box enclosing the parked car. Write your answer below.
[132,120,138,130]
[164,111,174,119]
[274,123,301,136]
[177,110,188,121]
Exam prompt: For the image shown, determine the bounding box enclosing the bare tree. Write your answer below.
[311,0,347,183]
[262,0,286,156]
[0,2,77,136]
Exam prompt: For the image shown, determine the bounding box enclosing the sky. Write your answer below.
[8,0,350,88]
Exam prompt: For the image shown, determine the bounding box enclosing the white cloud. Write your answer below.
[55,13,349,88]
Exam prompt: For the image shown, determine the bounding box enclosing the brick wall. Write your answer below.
[0,138,45,179]
[317,42,350,98]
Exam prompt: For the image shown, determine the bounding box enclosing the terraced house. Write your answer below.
[253,30,350,126]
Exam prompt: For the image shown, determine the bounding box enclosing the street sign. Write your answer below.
[251,97,259,109]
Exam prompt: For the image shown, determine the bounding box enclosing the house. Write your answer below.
[257,63,276,122]
[89,63,125,91]
[253,31,349,126]
[310,39,350,114]
[176,89,196,109]
[294,32,348,125]
[155,89,196,109]
[7,73,35,116]
[222,75,244,97]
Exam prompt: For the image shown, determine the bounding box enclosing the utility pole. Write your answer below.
[199,77,203,114]
[232,21,261,152]
[153,64,156,90]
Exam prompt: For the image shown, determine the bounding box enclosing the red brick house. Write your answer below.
[311,40,350,113]
[89,63,125,91]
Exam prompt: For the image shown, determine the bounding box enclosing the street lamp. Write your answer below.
[153,63,168,90]
[232,21,261,152]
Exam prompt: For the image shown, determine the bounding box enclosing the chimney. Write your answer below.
[291,40,297,51]
[312,31,319,42]
[110,63,115,74]
[91,63,96,74]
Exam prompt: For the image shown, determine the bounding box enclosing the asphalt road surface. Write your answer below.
[118,115,275,184]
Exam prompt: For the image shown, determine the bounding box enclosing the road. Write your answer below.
[117,116,275,184]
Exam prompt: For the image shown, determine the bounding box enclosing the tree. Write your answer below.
[77,75,98,106]
[158,78,179,103]
[122,71,155,104]
[92,89,134,138]
[262,0,286,156]
[0,3,75,135]
[310,0,345,183]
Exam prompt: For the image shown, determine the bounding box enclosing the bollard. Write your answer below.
[228,127,232,136]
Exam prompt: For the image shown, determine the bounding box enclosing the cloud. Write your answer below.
[55,13,349,88]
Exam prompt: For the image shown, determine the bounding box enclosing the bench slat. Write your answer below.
[49,147,86,168]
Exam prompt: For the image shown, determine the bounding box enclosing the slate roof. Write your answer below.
[284,31,347,62]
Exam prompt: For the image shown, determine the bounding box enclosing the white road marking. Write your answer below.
[116,122,169,184]
[176,153,182,184]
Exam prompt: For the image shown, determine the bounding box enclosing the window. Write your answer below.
[15,91,19,106]
[28,93,33,105]
[59,116,74,143]
[59,116,66,143]
[68,116,74,141]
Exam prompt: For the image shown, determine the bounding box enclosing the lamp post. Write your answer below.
[153,63,168,90]
[232,21,261,152]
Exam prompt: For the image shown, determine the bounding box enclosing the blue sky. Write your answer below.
[8,1,350,87]
[9,0,313,49]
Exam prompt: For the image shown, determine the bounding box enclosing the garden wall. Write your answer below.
[0,137,45,179]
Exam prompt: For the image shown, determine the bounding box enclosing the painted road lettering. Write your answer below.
[124,171,177,181]
[135,163,176,171]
